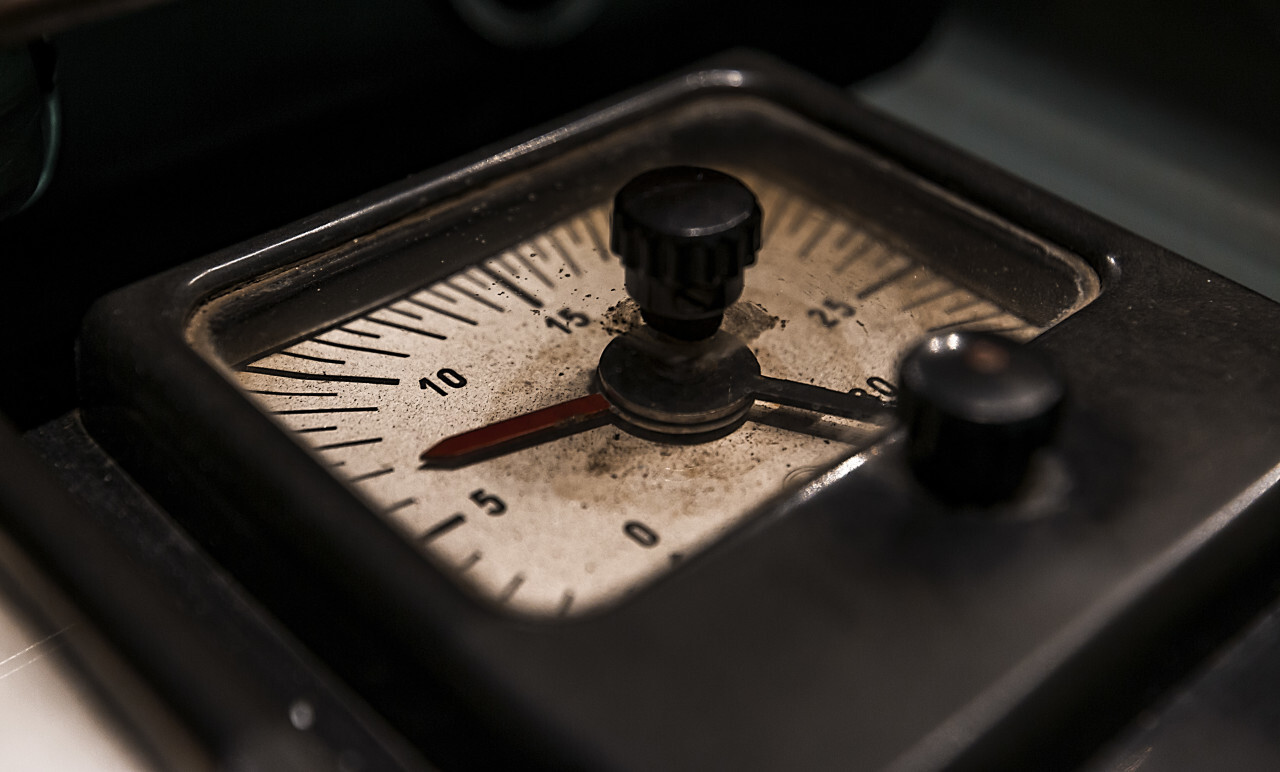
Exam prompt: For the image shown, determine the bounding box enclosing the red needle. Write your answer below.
[420,393,613,464]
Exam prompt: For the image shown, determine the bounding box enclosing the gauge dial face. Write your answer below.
[232,177,1082,617]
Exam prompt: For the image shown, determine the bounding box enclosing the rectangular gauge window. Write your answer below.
[186,95,1099,617]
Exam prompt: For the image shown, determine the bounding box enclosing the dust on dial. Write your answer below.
[232,172,1089,617]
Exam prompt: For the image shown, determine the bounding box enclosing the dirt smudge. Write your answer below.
[602,298,780,342]
[722,301,780,342]
[601,299,642,336]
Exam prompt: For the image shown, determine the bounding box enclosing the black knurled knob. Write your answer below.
[899,331,1065,506]
[611,166,761,340]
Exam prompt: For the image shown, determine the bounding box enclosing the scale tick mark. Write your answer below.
[421,514,465,543]
[834,236,875,273]
[857,262,916,299]
[498,573,526,603]
[282,351,345,365]
[239,367,399,386]
[457,551,482,572]
[546,232,580,276]
[338,326,380,339]
[367,316,447,340]
[557,591,575,616]
[407,297,478,325]
[314,339,410,358]
[315,437,383,451]
[797,218,833,258]
[447,278,506,312]
[583,214,609,260]
[271,406,378,415]
[348,467,394,483]
[480,266,543,308]
[384,498,416,515]
[514,251,555,288]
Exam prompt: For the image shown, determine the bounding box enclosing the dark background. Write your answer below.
[1,0,1278,430]
[0,0,943,428]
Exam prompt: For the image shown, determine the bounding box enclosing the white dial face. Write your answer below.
[230,176,1085,617]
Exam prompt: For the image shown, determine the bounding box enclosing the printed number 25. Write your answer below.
[808,298,854,328]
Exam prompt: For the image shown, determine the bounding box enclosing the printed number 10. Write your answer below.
[420,368,467,396]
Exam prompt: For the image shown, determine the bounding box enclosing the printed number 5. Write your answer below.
[470,489,507,516]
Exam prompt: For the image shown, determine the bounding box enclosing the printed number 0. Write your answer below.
[624,521,659,547]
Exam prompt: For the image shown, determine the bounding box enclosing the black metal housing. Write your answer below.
[74,52,1280,770]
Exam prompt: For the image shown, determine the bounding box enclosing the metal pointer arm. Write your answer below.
[751,376,894,423]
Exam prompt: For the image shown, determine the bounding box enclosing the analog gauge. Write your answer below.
[229,167,1094,617]
[75,62,1280,771]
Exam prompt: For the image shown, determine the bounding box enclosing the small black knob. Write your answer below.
[899,332,1065,506]
[611,166,761,340]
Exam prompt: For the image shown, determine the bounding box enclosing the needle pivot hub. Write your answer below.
[597,328,760,435]
[612,166,762,340]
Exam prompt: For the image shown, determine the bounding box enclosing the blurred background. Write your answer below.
[2,0,1277,430]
